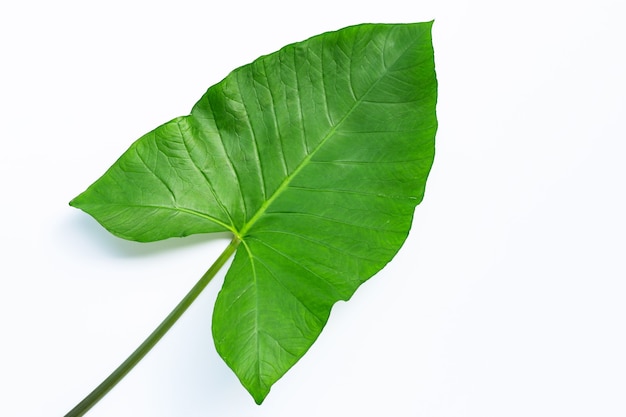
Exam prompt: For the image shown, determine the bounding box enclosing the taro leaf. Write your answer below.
[70,22,437,404]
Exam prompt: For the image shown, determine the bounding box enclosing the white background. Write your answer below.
[1,1,625,416]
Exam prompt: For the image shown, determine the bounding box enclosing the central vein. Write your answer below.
[234,33,417,237]
[238,94,363,237]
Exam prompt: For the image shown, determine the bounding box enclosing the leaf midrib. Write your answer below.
[237,31,421,237]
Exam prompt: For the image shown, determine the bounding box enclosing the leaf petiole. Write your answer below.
[64,235,240,417]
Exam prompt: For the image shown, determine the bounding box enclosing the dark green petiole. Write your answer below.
[64,236,240,417]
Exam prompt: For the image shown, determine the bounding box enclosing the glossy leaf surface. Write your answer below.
[70,22,437,403]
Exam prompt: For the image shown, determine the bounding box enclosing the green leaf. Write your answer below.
[70,22,437,404]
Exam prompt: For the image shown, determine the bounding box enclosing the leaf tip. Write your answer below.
[246,381,270,405]
[68,192,85,209]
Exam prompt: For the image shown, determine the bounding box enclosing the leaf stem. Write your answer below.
[64,236,241,417]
